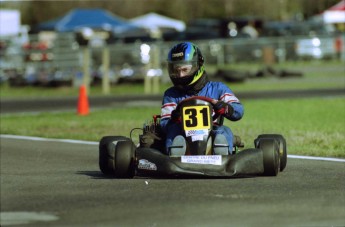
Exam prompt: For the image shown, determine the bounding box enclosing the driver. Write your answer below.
[160,42,244,155]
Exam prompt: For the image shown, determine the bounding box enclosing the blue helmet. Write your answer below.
[167,42,205,90]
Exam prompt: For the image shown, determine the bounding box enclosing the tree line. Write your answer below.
[1,0,340,27]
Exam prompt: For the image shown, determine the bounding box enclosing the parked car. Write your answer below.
[294,21,338,60]
[295,36,337,59]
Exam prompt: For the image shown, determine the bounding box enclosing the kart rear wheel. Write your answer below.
[255,134,287,172]
[257,138,279,176]
[99,136,135,178]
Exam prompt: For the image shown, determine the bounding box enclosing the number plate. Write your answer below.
[182,106,211,130]
[181,155,222,165]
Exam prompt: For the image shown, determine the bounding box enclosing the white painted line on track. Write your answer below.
[1,134,345,163]
[287,154,345,162]
[0,134,98,145]
[0,211,58,226]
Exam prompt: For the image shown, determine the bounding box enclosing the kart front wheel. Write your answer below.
[99,136,135,178]
[255,134,287,172]
[257,138,280,176]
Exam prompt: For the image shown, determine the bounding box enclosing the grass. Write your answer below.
[1,97,344,158]
[229,97,345,158]
[0,83,151,99]
[0,107,157,142]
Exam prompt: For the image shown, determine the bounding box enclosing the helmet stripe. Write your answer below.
[188,65,204,85]
[184,43,195,61]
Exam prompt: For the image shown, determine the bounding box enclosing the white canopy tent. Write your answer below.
[129,12,186,35]
[323,0,345,23]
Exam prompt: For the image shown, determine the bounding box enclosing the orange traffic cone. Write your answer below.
[77,85,89,116]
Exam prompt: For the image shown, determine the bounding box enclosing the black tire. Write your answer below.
[255,134,287,172]
[113,141,136,178]
[257,138,279,176]
[99,136,134,177]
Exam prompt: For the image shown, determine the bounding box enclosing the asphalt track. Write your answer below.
[1,136,344,227]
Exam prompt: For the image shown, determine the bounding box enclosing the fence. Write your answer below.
[1,32,344,89]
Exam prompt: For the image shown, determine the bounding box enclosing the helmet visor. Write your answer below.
[168,61,199,78]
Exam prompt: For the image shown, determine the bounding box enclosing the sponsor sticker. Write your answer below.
[185,129,208,137]
[181,155,222,165]
[138,159,157,171]
[172,52,184,57]
[191,135,204,141]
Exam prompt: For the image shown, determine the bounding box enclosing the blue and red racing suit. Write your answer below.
[160,81,244,154]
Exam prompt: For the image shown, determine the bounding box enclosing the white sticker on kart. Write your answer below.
[185,129,208,137]
[191,135,203,141]
[138,159,157,171]
[181,155,222,165]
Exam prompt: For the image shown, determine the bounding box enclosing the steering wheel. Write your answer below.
[176,96,217,110]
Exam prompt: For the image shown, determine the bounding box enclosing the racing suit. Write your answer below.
[160,81,244,154]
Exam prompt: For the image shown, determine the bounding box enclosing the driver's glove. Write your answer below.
[214,101,234,117]
[170,109,181,123]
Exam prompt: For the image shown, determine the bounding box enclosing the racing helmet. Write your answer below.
[167,42,205,90]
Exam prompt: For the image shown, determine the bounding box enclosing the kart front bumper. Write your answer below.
[135,148,265,178]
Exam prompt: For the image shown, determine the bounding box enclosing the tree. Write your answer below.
[1,0,341,27]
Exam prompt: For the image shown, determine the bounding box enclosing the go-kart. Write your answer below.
[99,96,287,178]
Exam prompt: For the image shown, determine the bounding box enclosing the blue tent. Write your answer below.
[37,8,134,32]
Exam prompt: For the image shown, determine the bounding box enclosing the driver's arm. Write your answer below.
[213,94,244,121]
[160,94,178,134]
[228,102,244,121]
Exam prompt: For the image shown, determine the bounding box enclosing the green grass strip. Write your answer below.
[1,97,344,158]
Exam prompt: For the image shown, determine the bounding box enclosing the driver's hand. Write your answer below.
[214,101,234,116]
[170,109,181,123]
